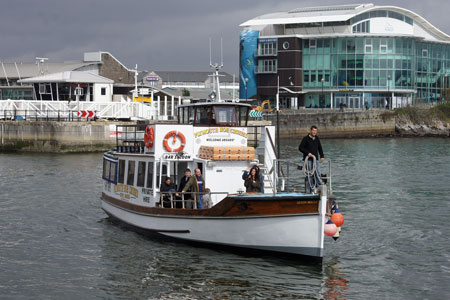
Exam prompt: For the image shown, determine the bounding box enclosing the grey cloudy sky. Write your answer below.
[1,0,449,75]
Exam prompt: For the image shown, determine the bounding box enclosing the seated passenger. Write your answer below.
[242,165,264,193]
[160,177,176,208]
[202,188,213,208]
[244,167,262,193]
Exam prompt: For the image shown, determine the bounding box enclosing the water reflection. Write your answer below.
[99,217,329,299]
[321,258,349,300]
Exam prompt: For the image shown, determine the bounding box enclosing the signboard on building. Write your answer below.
[146,76,159,82]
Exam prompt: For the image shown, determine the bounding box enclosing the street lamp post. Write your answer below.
[321,77,325,108]
[244,78,249,101]
[387,74,391,109]
[445,74,448,102]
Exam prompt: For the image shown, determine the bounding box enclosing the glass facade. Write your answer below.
[302,37,450,107]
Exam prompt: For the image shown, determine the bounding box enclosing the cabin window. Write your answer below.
[118,159,125,184]
[214,106,238,125]
[137,161,146,187]
[146,161,154,188]
[102,158,118,184]
[127,161,135,186]
[195,106,211,125]
[178,107,184,124]
[238,106,249,126]
[156,163,168,189]
[188,106,194,124]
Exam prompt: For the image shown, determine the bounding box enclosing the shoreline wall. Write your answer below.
[2,109,433,153]
[0,121,132,152]
[264,110,396,138]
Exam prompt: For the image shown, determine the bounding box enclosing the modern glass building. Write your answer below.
[239,4,450,109]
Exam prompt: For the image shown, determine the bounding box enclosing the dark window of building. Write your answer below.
[101,87,106,95]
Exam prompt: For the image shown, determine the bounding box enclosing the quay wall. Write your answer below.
[0,121,131,152]
[0,110,396,152]
[264,110,396,139]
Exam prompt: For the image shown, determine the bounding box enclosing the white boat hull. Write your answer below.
[101,198,325,258]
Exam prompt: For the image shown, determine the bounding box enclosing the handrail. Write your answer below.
[275,158,333,195]
[159,191,229,209]
[265,127,277,158]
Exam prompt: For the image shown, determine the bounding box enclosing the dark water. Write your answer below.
[1,137,450,299]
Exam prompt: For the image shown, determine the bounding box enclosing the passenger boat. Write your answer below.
[101,68,342,261]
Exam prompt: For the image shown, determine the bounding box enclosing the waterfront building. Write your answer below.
[0,52,135,101]
[239,3,450,109]
[138,70,238,102]
[19,71,113,102]
[139,70,237,89]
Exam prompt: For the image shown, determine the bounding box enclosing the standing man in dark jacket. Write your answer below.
[177,168,191,208]
[299,125,325,191]
[182,168,206,209]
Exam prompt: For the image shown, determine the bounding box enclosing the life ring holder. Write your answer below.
[144,125,154,148]
[163,131,186,152]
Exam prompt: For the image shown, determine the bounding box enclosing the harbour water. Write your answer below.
[1,137,449,299]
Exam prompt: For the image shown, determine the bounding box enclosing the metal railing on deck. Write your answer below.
[0,99,157,120]
[272,158,333,195]
[159,191,229,209]
[0,109,91,121]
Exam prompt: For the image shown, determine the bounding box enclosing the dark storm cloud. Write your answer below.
[1,0,449,74]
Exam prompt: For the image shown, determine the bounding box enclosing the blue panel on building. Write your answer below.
[239,30,259,99]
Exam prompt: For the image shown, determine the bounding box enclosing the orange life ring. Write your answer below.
[144,125,154,148]
[163,130,186,152]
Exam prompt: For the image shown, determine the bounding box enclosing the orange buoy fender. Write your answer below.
[331,208,344,227]
[324,219,337,236]
[144,126,154,148]
[163,131,186,152]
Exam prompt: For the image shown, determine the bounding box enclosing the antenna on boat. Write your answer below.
[208,38,224,102]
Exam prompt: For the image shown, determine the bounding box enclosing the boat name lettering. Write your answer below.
[194,127,247,138]
[162,153,192,161]
[143,196,151,203]
[114,184,139,198]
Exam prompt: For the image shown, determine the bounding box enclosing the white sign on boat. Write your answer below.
[162,153,192,161]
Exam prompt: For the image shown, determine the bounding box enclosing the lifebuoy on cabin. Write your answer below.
[144,125,154,148]
[163,131,186,152]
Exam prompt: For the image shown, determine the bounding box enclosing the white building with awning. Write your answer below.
[19,71,114,102]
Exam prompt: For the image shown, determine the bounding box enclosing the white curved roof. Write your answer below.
[240,3,450,42]
[19,71,114,84]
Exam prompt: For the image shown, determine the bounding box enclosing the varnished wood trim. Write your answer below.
[114,153,155,157]
[102,192,320,218]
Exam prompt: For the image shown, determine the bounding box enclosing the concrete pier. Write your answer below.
[0,110,396,152]
[0,120,133,152]
[264,110,395,138]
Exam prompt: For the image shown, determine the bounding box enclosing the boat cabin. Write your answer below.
[102,101,277,209]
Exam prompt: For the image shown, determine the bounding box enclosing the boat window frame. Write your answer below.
[118,159,126,184]
[194,105,212,125]
[238,106,249,126]
[102,157,118,184]
[212,105,239,126]
[136,161,146,187]
[146,161,154,188]
[127,160,136,186]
